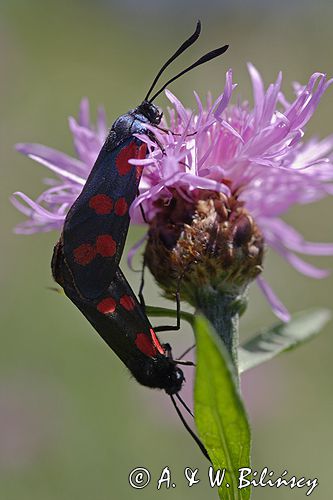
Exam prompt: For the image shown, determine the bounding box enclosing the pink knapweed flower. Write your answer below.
[12,65,333,321]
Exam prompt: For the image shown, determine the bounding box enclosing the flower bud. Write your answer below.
[144,190,264,307]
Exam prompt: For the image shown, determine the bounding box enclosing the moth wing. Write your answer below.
[63,137,146,299]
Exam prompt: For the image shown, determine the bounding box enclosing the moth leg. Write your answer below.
[136,196,147,310]
[173,359,195,366]
[153,289,181,332]
[154,125,197,138]
[138,255,146,311]
[153,260,196,333]
[173,344,196,367]
[137,193,148,224]
[155,137,166,155]
[162,340,195,367]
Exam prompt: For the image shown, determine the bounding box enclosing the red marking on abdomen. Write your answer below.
[119,294,135,311]
[135,333,157,357]
[116,142,138,176]
[114,197,128,216]
[96,235,116,257]
[150,328,165,355]
[97,297,116,314]
[73,243,96,265]
[89,194,113,215]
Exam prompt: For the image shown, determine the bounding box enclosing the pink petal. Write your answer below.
[78,97,90,128]
[12,192,65,220]
[25,153,86,185]
[275,246,330,279]
[16,143,86,174]
[257,276,291,322]
[214,69,234,118]
[261,218,333,256]
[127,233,148,270]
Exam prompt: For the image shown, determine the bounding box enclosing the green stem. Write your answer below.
[194,286,246,379]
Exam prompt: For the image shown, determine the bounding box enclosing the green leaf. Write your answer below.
[239,308,332,373]
[194,315,251,500]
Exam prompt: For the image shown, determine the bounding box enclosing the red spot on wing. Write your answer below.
[73,243,97,265]
[89,194,113,215]
[97,297,116,314]
[150,328,165,355]
[96,235,116,257]
[116,142,138,176]
[120,294,135,311]
[114,197,128,216]
[136,144,147,181]
[135,333,157,357]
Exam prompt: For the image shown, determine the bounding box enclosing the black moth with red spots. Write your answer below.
[63,136,149,300]
[51,21,228,395]
[52,241,183,394]
[51,100,185,394]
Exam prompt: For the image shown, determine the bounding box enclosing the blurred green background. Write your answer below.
[1,1,333,498]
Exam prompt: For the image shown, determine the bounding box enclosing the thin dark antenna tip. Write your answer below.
[170,394,211,463]
[149,44,229,103]
[175,393,194,418]
[144,21,202,101]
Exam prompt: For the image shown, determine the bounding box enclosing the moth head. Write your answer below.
[137,101,163,125]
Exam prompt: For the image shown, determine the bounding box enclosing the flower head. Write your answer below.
[12,66,333,320]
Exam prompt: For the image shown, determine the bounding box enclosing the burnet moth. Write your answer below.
[60,20,228,301]
[51,21,228,460]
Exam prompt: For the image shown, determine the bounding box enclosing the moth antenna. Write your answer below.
[175,392,194,418]
[149,44,229,103]
[179,344,196,359]
[170,394,211,463]
[144,20,201,101]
